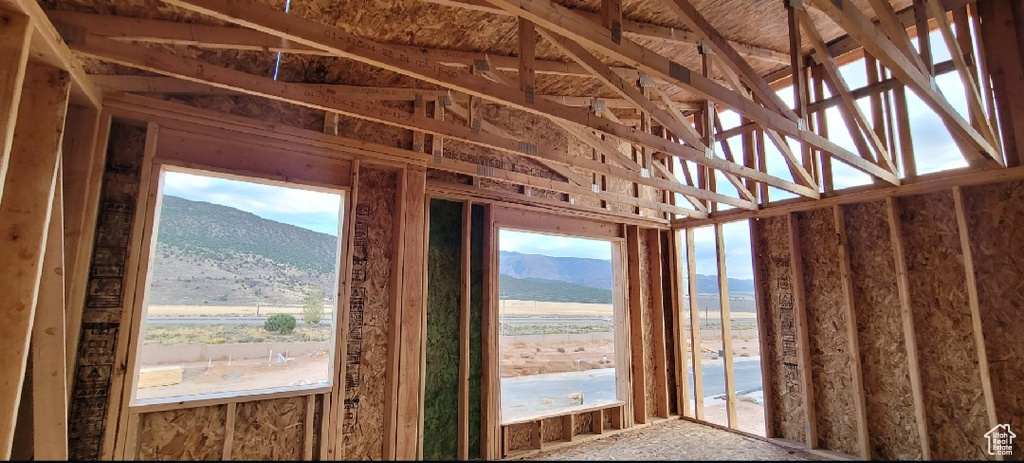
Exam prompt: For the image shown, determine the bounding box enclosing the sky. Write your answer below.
[161,170,343,236]
[162,31,979,282]
[499,229,613,260]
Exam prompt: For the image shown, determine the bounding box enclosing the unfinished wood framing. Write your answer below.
[0,0,1021,461]
[0,62,69,459]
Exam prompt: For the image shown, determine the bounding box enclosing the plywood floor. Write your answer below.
[525,418,822,461]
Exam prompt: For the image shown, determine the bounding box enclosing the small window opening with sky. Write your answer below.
[497,229,623,423]
[131,168,343,404]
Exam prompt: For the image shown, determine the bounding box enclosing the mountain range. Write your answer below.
[147,195,753,307]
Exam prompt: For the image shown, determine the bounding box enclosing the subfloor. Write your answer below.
[526,418,820,461]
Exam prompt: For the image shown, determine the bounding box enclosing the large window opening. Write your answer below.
[131,168,344,404]
[497,229,623,423]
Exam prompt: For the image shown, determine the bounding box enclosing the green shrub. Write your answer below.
[301,287,326,325]
[264,313,296,334]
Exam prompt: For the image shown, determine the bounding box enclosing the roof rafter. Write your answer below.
[806,0,1002,167]
[418,0,790,64]
[483,0,895,186]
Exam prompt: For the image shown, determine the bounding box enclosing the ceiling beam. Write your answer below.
[806,0,1001,167]
[537,28,777,199]
[77,37,740,211]
[1,0,100,107]
[657,0,795,120]
[418,0,789,64]
[147,0,727,168]
[484,0,896,186]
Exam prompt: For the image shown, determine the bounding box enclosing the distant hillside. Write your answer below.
[499,251,612,290]
[499,274,612,304]
[147,196,338,306]
[497,250,753,294]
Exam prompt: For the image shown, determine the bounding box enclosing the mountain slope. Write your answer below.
[499,251,613,290]
[148,196,338,306]
[498,274,613,304]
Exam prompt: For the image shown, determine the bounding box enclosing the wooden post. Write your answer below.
[561,414,574,442]
[328,162,359,460]
[32,166,68,460]
[303,395,315,460]
[885,198,930,459]
[481,205,500,460]
[592,410,604,434]
[748,218,775,437]
[786,212,817,448]
[395,168,428,460]
[685,229,704,419]
[108,124,160,460]
[671,230,692,417]
[383,167,408,461]
[458,200,471,460]
[223,402,236,460]
[626,225,646,425]
[0,9,31,201]
[714,224,737,429]
[0,62,70,460]
[648,229,670,418]
[893,86,916,177]
[61,107,108,395]
[951,187,999,434]
[832,206,871,459]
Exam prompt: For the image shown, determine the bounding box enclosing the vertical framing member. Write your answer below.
[786,212,817,448]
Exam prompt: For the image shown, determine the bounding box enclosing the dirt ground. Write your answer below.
[501,339,615,377]
[134,350,330,401]
[702,398,768,436]
[526,418,817,461]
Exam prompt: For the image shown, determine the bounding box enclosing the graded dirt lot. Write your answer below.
[135,350,330,401]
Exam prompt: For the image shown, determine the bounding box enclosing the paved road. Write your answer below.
[501,357,763,422]
[145,316,608,325]
[145,316,332,325]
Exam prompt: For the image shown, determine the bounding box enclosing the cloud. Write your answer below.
[162,170,343,235]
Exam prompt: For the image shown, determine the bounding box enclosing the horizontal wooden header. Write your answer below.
[492,206,625,240]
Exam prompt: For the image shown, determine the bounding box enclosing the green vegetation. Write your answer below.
[143,323,330,345]
[498,321,613,336]
[158,195,338,274]
[301,287,326,325]
[264,313,297,334]
[498,274,613,303]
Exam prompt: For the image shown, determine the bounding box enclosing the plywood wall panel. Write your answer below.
[898,192,990,460]
[341,166,397,460]
[505,422,534,452]
[540,417,564,443]
[137,405,226,460]
[231,396,306,460]
[962,181,1024,460]
[796,208,859,456]
[753,215,805,443]
[573,411,593,436]
[68,120,146,460]
[842,201,922,460]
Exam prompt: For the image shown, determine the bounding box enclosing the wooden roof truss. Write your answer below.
[47,0,1009,225]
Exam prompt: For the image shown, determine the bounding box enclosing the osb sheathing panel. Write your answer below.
[842,201,921,460]
[342,167,398,460]
[795,208,858,456]
[573,412,594,436]
[68,120,147,460]
[137,405,226,460]
[753,215,805,443]
[638,229,658,419]
[231,397,306,460]
[962,181,1024,460]
[506,422,535,452]
[898,192,990,460]
[157,95,326,133]
[541,417,564,443]
[602,408,613,431]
